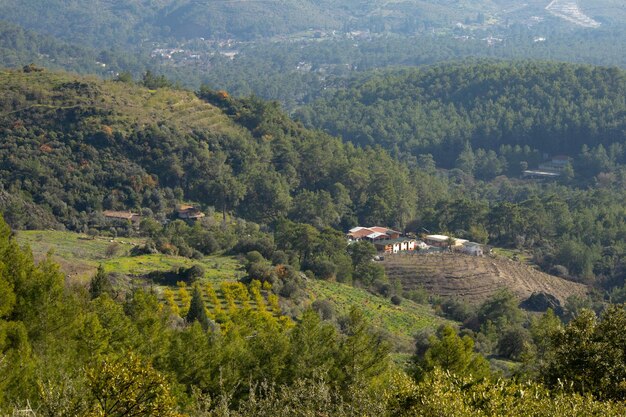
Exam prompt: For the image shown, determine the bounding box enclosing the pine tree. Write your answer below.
[414,325,490,381]
[338,308,390,389]
[456,142,476,176]
[185,286,210,330]
[89,264,113,300]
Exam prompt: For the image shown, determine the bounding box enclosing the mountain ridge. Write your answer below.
[1,0,624,48]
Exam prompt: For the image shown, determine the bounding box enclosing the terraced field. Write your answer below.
[382,252,588,305]
[0,69,242,137]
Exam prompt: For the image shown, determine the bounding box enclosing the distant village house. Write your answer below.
[347,228,484,256]
[461,241,484,256]
[177,204,205,220]
[103,210,141,224]
[348,226,424,254]
[523,155,571,179]
[424,234,484,255]
[373,238,421,254]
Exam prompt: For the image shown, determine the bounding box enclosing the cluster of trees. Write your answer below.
[3,213,626,416]
[432,290,562,368]
[418,293,626,405]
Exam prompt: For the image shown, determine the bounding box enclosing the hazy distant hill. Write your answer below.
[0,20,109,74]
[1,0,625,47]
[0,1,162,47]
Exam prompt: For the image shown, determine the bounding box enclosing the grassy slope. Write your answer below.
[308,279,451,351]
[16,230,241,283]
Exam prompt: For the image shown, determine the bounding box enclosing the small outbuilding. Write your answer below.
[103,210,141,224]
[461,242,484,256]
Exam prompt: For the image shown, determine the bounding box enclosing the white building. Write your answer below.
[461,242,484,256]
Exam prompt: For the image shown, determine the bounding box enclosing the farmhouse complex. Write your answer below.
[347,226,484,256]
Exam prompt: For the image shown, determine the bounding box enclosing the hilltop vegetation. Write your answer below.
[0,68,415,231]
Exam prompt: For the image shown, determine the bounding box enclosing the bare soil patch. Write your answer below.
[382,252,588,305]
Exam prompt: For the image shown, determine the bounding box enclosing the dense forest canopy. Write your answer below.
[0,68,416,231]
[297,61,626,166]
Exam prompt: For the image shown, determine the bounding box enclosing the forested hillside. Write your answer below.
[293,61,626,289]
[3,64,626,289]
[0,67,415,231]
[297,61,626,167]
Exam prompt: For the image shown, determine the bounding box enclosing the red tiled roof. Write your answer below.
[348,228,376,239]
[370,226,400,234]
